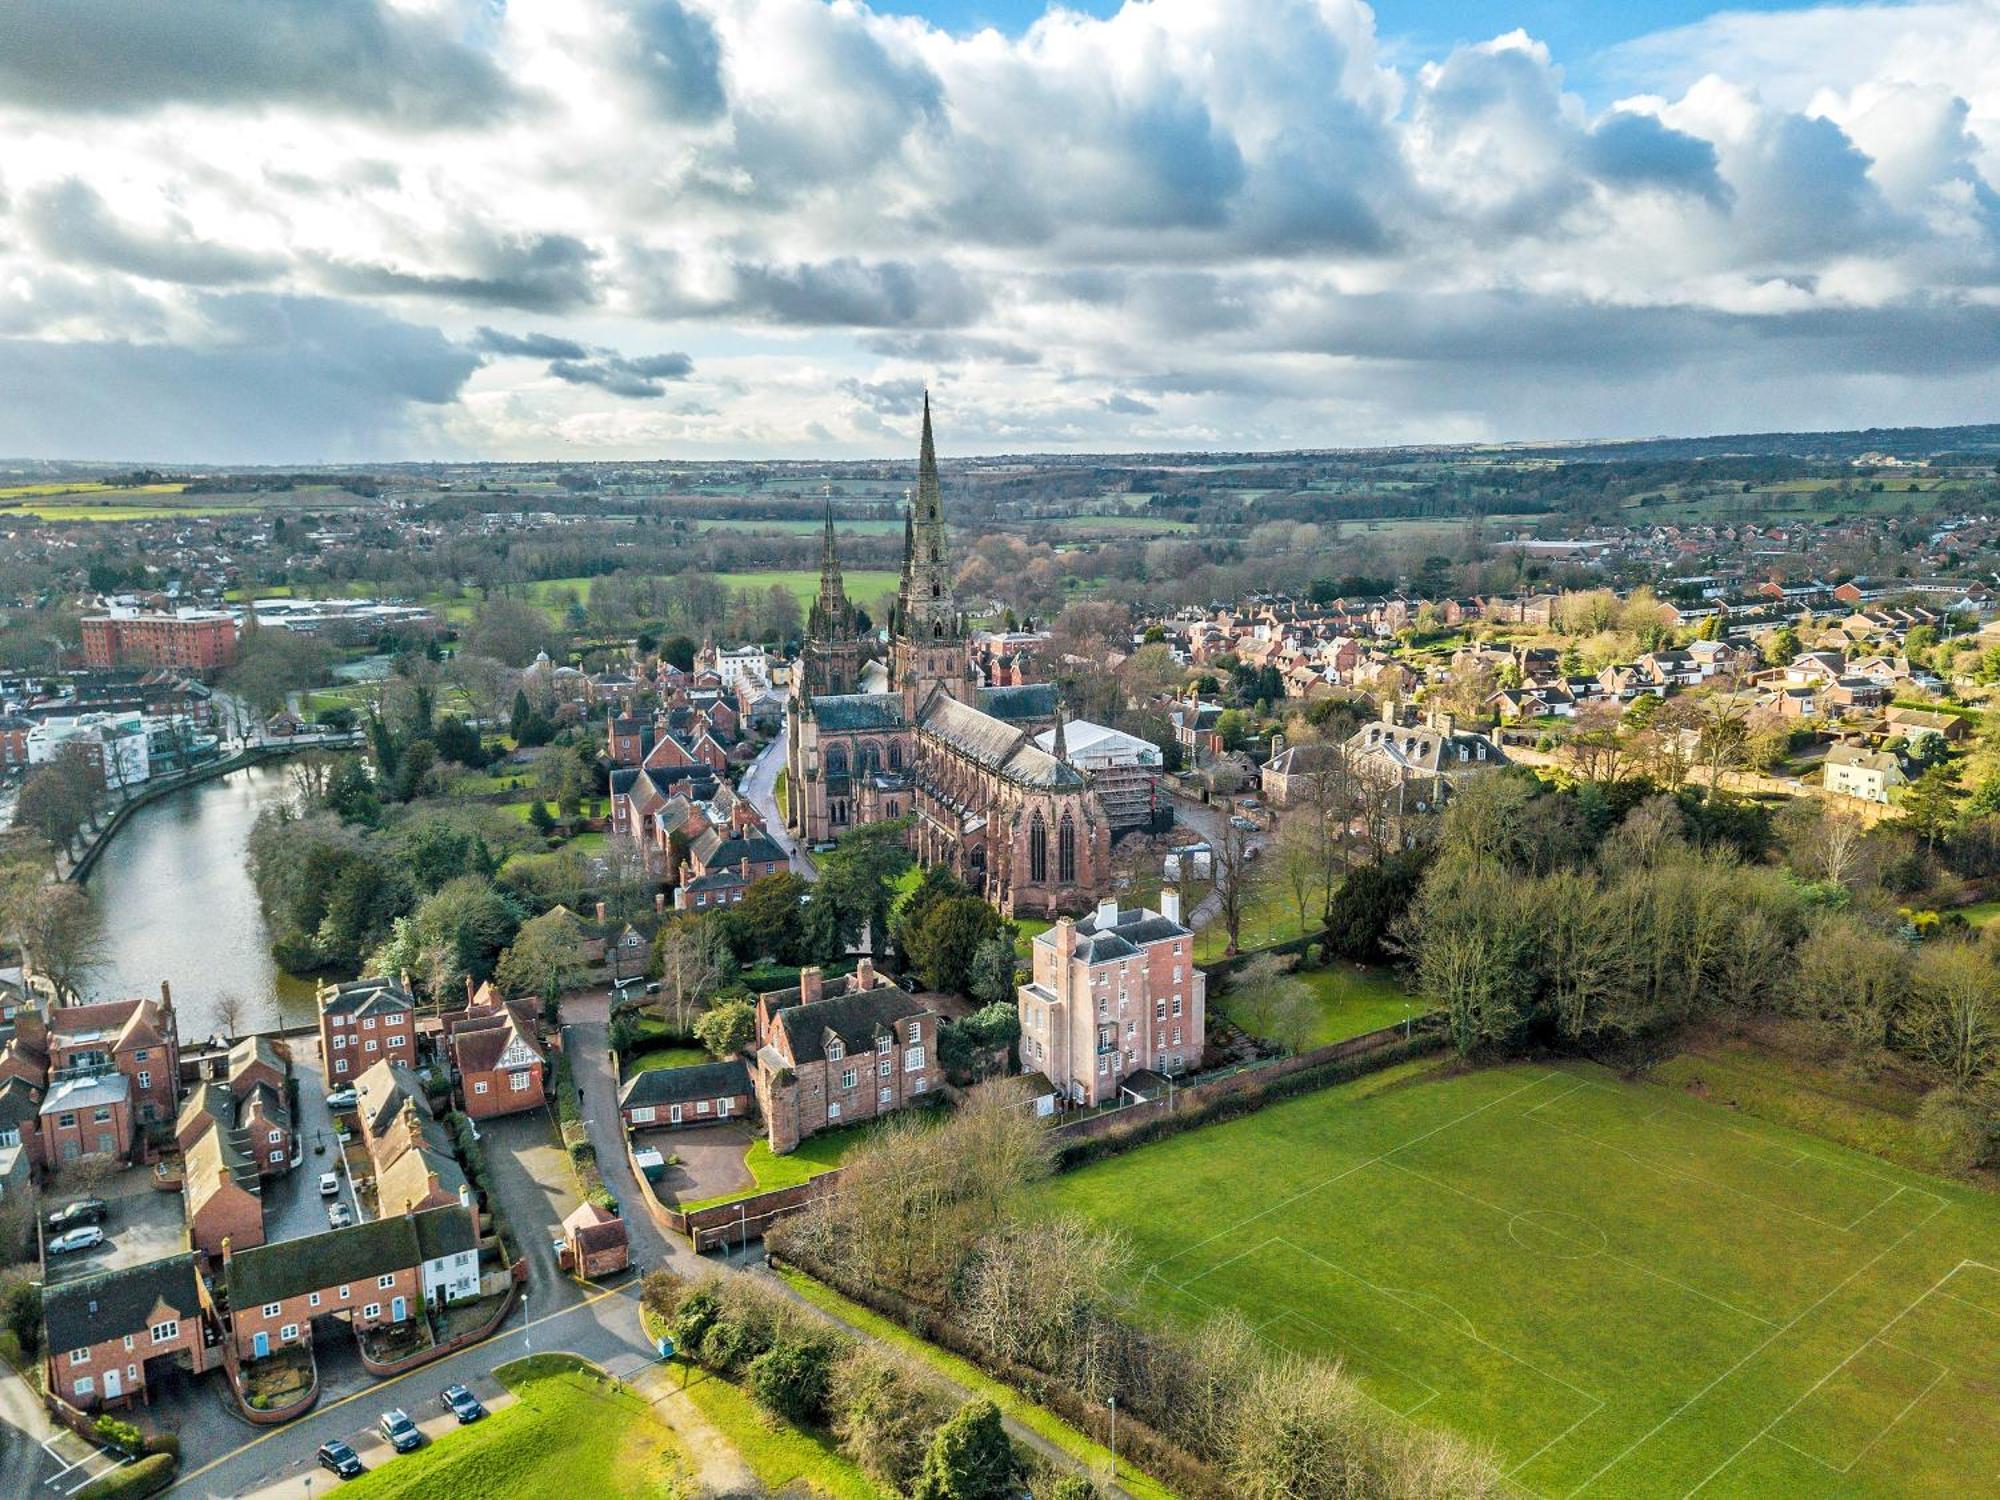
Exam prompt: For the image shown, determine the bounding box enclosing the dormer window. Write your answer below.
[826,1039,844,1061]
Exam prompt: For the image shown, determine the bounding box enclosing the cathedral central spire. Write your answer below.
[893,390,968,709]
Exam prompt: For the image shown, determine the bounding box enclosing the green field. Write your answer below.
[342,1354,686,1498]
[1035,1058,2000,1498]
[720,569,901,610]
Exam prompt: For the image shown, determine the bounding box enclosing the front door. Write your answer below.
[103,1368,122,1400]
[717,1097,730,1118]
[391,1296,406,1323]
[252,1331,269,1359]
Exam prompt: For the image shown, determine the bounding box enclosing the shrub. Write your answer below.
[1045,1477,1099,1500]
[834,1348,955,1494]
[641,1267,686,1333]
[914,1399,1017,1500]
[671,1284,723,1353]
[749,1337,837,1426]
[700,1317,755,1373]
[93,1416,144,1455]
[0,1272,42,1359]
[75,1453,174,1500]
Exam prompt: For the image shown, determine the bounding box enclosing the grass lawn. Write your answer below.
[681,1366,886,1500]
[720,569,901,611]
[628,1045,710,1075]
[1032,1056,2000,1498]
[1193,880,1312,963]
[342,1354,686,1498]
[1013,915,1052,959]
[776,1269,1175,1500]
[1220,964,1421,1048]
[681,1119,886,1210]
[1948,898,2000,928]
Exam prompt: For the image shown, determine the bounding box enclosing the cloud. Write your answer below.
[315,233,599,313]
[0,294,478,462]
[0,0,514,126]
[18,179,280,287]
[727,259,988,329]
[1101,393,1156,415]
[473,327,591,360]
[547,350,695,398]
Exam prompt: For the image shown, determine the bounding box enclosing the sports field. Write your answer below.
[1036,1059,2000,1498]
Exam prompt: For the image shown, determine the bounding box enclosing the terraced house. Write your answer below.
[44,1253,218,1410]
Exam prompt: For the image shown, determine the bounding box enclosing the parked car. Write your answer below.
[325,1087,358,1110]
[327,1201,354,1229]
[440,1384,487,1423]
[643,981,661,995]
[317,1440,364,1479]
[46,1199,109,1232]
[379,1409,423,1453]
[318,1172,341,1198]
[1229,815,1258,831]
[47,1226,104,1255]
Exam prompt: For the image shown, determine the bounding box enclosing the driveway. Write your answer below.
[472,1108,586,1318]
[262,1044,356,1243]
[743,736,812,877]
[44,1167,186,1287]
[637,1122,753,1206]
[562,1014,689,1276]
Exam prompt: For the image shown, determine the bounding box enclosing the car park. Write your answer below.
[379,1409,423,1453]
[47,1226,104,1255]
[46,1199,109,1232]
[318,1171,341,1197]
[317,1440,364,1479]
[440,1384,487,1423]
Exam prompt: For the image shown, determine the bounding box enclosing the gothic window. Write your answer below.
[826,746,848,779]
[888,741,903,771]
[1058,812,1076,884]
[859,744,880,776]
[1029,812,1047,884]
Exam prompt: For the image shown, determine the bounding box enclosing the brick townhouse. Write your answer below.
[1017,893,1206,1108]
[448,985,547,1120]
[12,987,184,1135]
[38,1074,134,1167]
[673,828,792,912]
[751,961,940,1153]
[181,1116,265,1258]
[223,1206,478,1361]
[81,610,238,674]
[43,1253,219,1410]
[317,976,417,1083]
[353,1060,476,1220]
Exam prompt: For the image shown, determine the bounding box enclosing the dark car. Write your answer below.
[46,1199,108,1232]
[317,1440,364,1479]
[379,1409,423,1453]
[440,1384,487,1423]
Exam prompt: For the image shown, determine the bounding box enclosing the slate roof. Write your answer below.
[44,1252,203,1353]
[918,693,1025,769]
[689,828,788,870]
[619,1058,749,1110]
[319,977,414,1020]
[0,1075,40,1131]
[977,683,1058,723]
[225,1206,473,1307]
[767,982,929,1066]
[810,693,907,731]
[41,1072,129,1117]
[355,1061,431,1141]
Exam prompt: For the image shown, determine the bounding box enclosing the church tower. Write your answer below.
[893,391,971,715]
[800,497,864,697]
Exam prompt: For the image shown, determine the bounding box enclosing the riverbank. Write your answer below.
[60,734,361,885]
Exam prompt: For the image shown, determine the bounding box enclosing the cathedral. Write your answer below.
[786,395,1110,917]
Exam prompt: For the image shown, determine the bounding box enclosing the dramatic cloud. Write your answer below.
[0,0,1991,458]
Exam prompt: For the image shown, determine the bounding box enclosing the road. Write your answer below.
[742,736,814,878]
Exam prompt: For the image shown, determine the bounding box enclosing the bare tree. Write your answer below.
[212,989,248,1043]
[16,885,103,1004]
[1227,953,1317,1054]
[1778,800,1871,888]
[651,918,721,1032]
[286,750,337,809]
[1211,814,1253,957]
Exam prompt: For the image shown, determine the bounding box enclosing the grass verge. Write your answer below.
[680,1365,884,1500]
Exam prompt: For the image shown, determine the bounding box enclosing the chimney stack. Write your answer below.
[1096,896,1119,929]
[799,966,824,1006]
[856,956,875,989]
[595,900,607,924]
[654,891,665,912]
[159,980,172,1012]
[1159,887,1181,926]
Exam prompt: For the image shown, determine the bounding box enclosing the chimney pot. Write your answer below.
[856,956,875,989]
[160,980,172,1010]
[595,900,607,924]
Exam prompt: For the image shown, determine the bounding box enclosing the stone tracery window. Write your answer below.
[1058,812,1076,884]
[1029,811,1048,884]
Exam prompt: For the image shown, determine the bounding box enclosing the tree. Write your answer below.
[652,918,725,1031]
[370,877,522,999]
[464,596,561,667]
[1226,954,1317,1054]
[1901,764,1962,848]
[749,1337,836,1426]
[1762,625,1802,668]
[1214,709,1249,753]
[1325,852,1426,963]
[819,822,913,961]
[727,873,807,966]
[224,628,334,719]
[967,937,1018,1010]
[13,758,92,854]
[1907,943,2000,1087]
[495,907,590,1003]
[14,884,104,1003]
[694,998,756,1058]
[939,1002,1021,1081]
[903,895,1007,995]
[1211,815,1253,957]
[1777,801,1871,888]
[914,1400,1016,1500]
[211,990,248,1041]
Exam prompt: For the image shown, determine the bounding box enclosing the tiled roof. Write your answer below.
[977,683,1058,723]
[768,982,929,1065]
[811,693,907,731]
[320,978,413,1020]
[45,1252,203,1352]
[619,1058,749,1109]
[355,1061,430,1140]
[226,1207,471,1307]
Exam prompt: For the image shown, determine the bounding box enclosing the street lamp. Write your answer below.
[1108,1395,1117,1479]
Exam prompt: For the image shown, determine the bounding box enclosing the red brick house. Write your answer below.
[560,1202,630,1278]
[183,1122,265,1258]
[43,1253,219,1410]
[317,977,417,1083]
[222,1209,473,1361]
[618,1058,751,1130]
[23,987,183,1131]
[38,1073,134,1167]
[751,962,940,1153]
[674,829,791,912]
[448,986,546,1120]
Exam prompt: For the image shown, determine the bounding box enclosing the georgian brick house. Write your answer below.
[751,961,940,1153]
[317,976,417,1084]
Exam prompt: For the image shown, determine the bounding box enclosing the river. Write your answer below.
[83,763,322,1041]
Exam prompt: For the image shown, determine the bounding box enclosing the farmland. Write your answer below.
[1035,1058,2000,1497]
